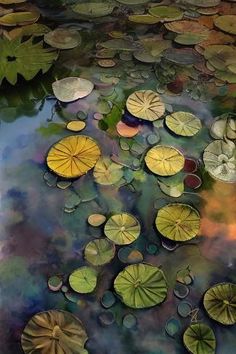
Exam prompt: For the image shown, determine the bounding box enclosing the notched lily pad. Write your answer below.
[44,28,82,49]
[165,112,202,137]
[93,157,123,185]
[69,266,97,294]
[183,323,216,354]
[84,238,115,266]
[52,77,94,102]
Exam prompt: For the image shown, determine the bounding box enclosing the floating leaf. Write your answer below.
[116,121,139,138]
[128,14,160,24]
[203,283,236,325]
[116,0,149,4]
[177,301,192,318]
[0,11,39,26]
[5,23,50,40]
[175,32,209,45]
[47,276,63,292]
[203,140,236,183]
[214,15,236,35]
[165,112,202,137]
[101,291,116,309]
[126,90,165,121]
[203,45,236,71]
[149,6,183,21]
[158,180,184,198]
[93,157,123,185]
[165,318,181,337]
[210,113,236,140]
[0,0,26,3]
[114,263,167,309]
[183,323,216,354]
[123,314,137,329]
[69,266,97,294]
[145,145,185,176]
[47,135,101,179]
[155,203,201,241]
[44,28,82,49]
[100,38,141,51]
[165,20,208,34]
[66,121,86,132]
[84,238,115,266]
[71,2,115,18]
[164,48,202,65]
[21,310,88,354]
[104,213,140,245]
[88,214,106,227]
[0,37,57,85]
[52,77,94,102]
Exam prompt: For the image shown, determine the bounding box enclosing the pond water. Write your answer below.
[0,1,236,354]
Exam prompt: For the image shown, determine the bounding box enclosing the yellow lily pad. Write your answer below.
[145,145,185,176]
[52,77,94,102]
[114,263,167,309]
[93,157,123,185]
[46,135,101,179]
[5,23,50,40]
[214,15,236,35]
[155,203,201,241]
[21,310,88,354]
[104,213,141,245]
[44,28,82,49]
[149,6,183,21]
[84,238,115,266]
[165,112,202,136]
[203,283,236,325]
[66,120,86,132]
[126,90,165,121]
[0,11,39,26]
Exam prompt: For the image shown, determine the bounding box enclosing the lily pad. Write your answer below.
[0,11,39,26]
[155,203,201,241]
[203,140,236,183]
[6,23,50,40]
[66,120,86,132]
[0,37,57,85]
[210,114,236,140]
[214,15,236,35]
[71,2,115,18]
[69,266,97,294]
[116,121,139,138]
[149,6,183,21]
[52,77,94,102]
[126,90,165,121]
[47,275,63,292]
[175,33,209,45]
[46,135,101,179]
[88,214,106,227]
[93,157,123,185]
[164,48,202,65]
[165,318,181,337]
[100,38,141,51]
[114,263,167,309]
[101,291,116,309]
[203,283,236,325]
[165,20,208,34]
[123,314,137,329]
[21,310,88,354]
[44,28,82,49]
[183,323,216,354]
[165,112,202,137]
[145,145,185,176]
[104,213,141,245]
[84,238,115,266]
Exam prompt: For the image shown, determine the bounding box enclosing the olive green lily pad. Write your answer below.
[214,15,236,35]
[114,263,167,308]
[0,11,39,26]
[104,213,141,245]
[155,203,201,241]
[203,283,236,325]
[69,266,97,294]
[149,6,183,21]
[128,14,160,24]
[0,37,58,85]
[203,45,236,72]
[93,157,123,185]
[203,140,236,183]
[84,238,115,266]
[44,28,81,49]
[183,0,220,6]
[210,114,236,140]
[52,77,94,102]
[158,180,184,198]
[183,323,216,354]
[116,0,148,4]
[0,0,26,3]
[165,112,202,137]
[175,32,209,45]
[6,23,50,40]
[71,2,115,18]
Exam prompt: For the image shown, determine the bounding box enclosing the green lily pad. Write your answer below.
[101,291,116,309]
[116,0,148,4]
[93,157,123,185]
[84,238,115,266]
[165,112,202,137]
[158,180,184,198]
[174,32,209,45]
[177,301,192,318]
[104,213,141,245]
[203,283,236,325]
[0,37,58,85]
[44,28,82,49]
[6,23,50,40]
[183,0,220,6]
[0,11,39,26]
[165,318,181,337]
[114,263,167,309]
[183,323,216,354]
[149,6,183,21]
[155,203,201,241]
[203,140,236,183]
[69,266,97,294]
[128,14,160,24]
[214,15,236,35]
[47,275,63,292]
[71,2,115,18]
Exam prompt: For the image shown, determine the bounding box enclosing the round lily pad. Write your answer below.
[0,11,40,26]
[104,213,141,245]
[84,238,115,266]
[155,203,201,241]
[47,275,63,292]
[165,112,202,137]
[214,15,236,35]
[71,2,115,18]
[165,20,208,34]
[174,283,190,299]
[175,32,209,46]
[114,263,167,309]
[116,121,139,138]
[203,282,236,325]
[128,14,160,24]
[126,90,165,121]
[46,135,101,179]
[145,145,185,176]
[210,114,236,140]
[93,157,123,185]
[123,314,137,329]
[44,28,81,49]
[203,140,236,183]
[149,6,183,21]
[21,310,88,354]
[101,291,116,309]
[66,120,86,132]
[69,266,97,294]
[183,323,216,354]
[88,214,106,227]
[177,301,192,318]
[165,317,181,337]
[52,77,94,102]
